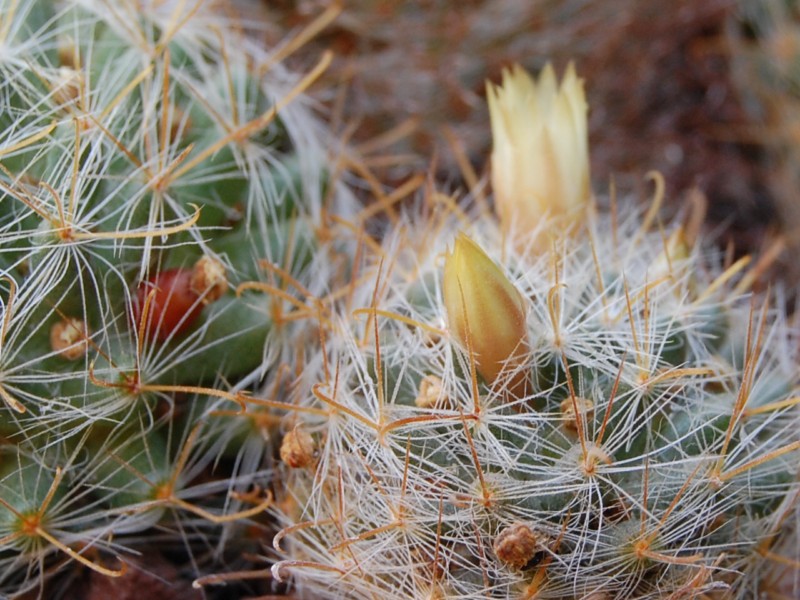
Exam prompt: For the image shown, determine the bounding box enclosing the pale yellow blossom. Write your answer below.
[487,62,590,237]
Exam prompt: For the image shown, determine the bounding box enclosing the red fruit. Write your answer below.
[133,269,203,342]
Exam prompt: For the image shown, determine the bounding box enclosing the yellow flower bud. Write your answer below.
[487,62,590,238]
[443,234,529,396]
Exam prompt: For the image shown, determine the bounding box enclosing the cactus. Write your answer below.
[269,64,800,598]
[4,1,799,597]
[0,0,354,595]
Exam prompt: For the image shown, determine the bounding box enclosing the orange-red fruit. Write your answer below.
[134,269,203,342]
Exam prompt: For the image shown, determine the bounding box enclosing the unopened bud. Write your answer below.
[443,234,529,396]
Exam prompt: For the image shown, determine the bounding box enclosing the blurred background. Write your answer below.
[254,0,800,287]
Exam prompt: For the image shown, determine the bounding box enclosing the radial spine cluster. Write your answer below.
[270,64,800,599]
[0,0,351,595]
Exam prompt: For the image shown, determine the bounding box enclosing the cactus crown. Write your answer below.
[269,65,800,599]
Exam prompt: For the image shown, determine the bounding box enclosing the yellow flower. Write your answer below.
[443,234,529,397]
[487,62,590,237]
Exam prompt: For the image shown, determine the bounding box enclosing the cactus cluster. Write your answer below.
[0,0,353,595]
[2,1,799,598]
[268,65,800,598]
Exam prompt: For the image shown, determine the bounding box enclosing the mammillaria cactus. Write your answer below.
[269,64,800,598]
[0,0,353,595]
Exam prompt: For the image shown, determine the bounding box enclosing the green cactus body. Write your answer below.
[0,0,354,594]
[270,200,800,599]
